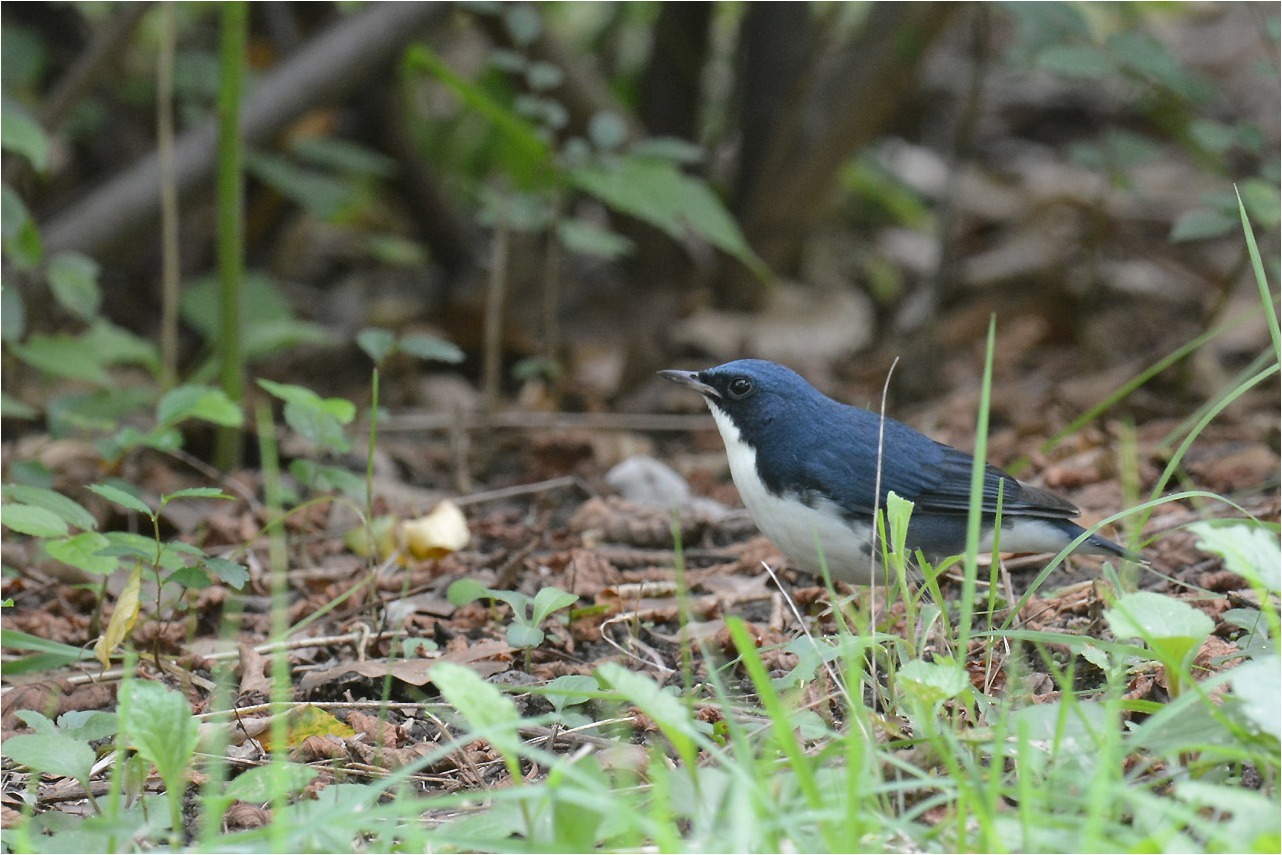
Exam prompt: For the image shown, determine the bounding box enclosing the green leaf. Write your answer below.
[202,556,249,589]
[291,136,396,179]
[224,762,319,803]
[164,487,232,502]
[87,483,154,517]
[257,379,356,422]
[1,485,97,530]
[81,319,162,376]
[556,219,634,259]
[897,658,970,707]
[1,503,67,537]
[597,663,700,765]
[570,157,769,281]
[0,629,86,674]
[446,577,491,607]
[121,681,200,796]
[283,400,349,453]
[46,532,117,575]
[157,384,244,428]
[397,332,465,364]
[2,182,29,241]
[1104,591,1214,668]
[356,327,396,364]
[530,586,577,625]
[406,45,554,189]
[544,674,598,715]
[3,731,96,785]
[290,460,365,498]
[1189,521,1280,593]
[1227,656,1281,739]
[507,623,544,649]
[46,252,102,321]
[430,661,522,754]
[1035,44,1115,79]
[8,332,113,385]
[0,391,37,420]
[1171,208,1236,242]
[1,98,48,171]
[246,151,357,221]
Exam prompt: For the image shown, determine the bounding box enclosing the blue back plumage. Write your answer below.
[698,359,1079,521]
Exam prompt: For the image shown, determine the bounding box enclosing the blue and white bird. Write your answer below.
[660,359,1143,583]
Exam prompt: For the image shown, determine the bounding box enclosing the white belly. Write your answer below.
[709,407,879,583]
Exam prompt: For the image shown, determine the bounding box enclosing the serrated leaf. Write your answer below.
[46,252,101,321]
[2,485,95,530]
[165,565,215,590]
[45,532,117,575]
[121,680,200,794]
[95,564,142,668]
[87,483,153,516]
[2,503,68,537]
[202,556,248,589]
[1104,591,1213,672]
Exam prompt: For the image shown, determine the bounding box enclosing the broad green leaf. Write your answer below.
[1035,44,1114,79]
[202,556,249,589]
[446,577,491,607]
[397,332,465,364]
[1,99,47,171]
[431,661,523,755]
[1189,521,1280,593]
[1171,208,1236,242]
[557,219,634,259]
[224,762,319,803]
[247,151,356,220]
[2,183,29,241]
[121,680,200,794]
[1227,656,1281,739]
[596,662,698,763]
[3,732,95,785]
[46,252,101,321]
[507,623,544,649]
[0,392,37,420]
[81,319,162,376]
[570,157,769,281]
[406,45,554,189]
[164,565,215,590]
[544,674,598,714]
[283,400,349,453]
[1,485,97,530]
[531,586,577,625]
[8,332,112,385]
[356,327,396,364]
[45,532,117,575]
[157,384,244,428]
[1104,591,1213,670]
[87,483,153,516]
[291,136,396,179]
[257,379,356,422]
[897,658,970,707]
[1,503,67,537]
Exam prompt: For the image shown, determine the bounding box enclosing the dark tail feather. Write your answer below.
[1083,531,1149,566]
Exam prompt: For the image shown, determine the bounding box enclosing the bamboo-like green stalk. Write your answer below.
[214,2,248,471]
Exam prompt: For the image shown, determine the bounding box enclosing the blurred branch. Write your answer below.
[41,2,449,259]
[730,2,958,298]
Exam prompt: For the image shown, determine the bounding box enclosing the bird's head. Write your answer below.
[659,359,821,438]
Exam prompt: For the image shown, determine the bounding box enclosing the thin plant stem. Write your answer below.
[157,2,181,388]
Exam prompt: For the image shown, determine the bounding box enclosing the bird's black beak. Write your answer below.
[659,369,720,399]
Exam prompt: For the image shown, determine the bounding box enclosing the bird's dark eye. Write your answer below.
[727,377,754,399]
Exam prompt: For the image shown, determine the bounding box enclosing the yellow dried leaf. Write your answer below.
[95,563,142,668]
[398,501,470,560]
